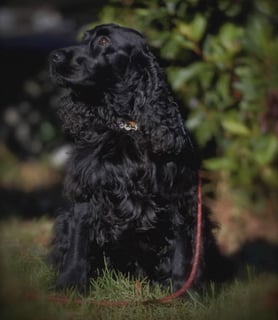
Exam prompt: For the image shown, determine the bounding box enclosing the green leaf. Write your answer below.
[185,111,203,130]
[222,120,250,136]
[216,73,233,107]
[204,157,236,171]
[174,33,196,51]
[175,14,206,42]
[176,14,207,42]
[219,23,243,53]
[191,14,207,41]
[168,62,210,90]
[203,35,227,67]
[160,36,184,60]
[254,135,278,165]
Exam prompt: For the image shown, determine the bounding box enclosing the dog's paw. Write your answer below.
[56,263,88,292]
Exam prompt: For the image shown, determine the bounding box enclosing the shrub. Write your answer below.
[94,0,278,224]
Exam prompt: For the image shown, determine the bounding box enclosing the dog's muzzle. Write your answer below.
[50,50,67,65]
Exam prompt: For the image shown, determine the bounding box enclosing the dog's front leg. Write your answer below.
[56,202,90,291]
[171,227,193,292]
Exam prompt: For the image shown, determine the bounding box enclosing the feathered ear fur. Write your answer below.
[130,48,196,157]
[57,39,199,166]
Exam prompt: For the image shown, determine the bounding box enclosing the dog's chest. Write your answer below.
[67,132,190,204]
[67,134,144,195]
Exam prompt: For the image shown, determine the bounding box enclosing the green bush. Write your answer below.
[95,0,278,216]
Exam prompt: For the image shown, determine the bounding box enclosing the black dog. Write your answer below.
[49,24,219,292]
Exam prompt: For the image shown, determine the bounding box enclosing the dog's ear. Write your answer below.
[142,99,198,158]
[145,104,199,168]
[128,39,153,67]
[131,51,199,166]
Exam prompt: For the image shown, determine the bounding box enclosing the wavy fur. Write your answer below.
[48,24,226,292]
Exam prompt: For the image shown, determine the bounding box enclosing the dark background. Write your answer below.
[0,1,108,217]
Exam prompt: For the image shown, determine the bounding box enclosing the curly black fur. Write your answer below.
[48,24,227,292]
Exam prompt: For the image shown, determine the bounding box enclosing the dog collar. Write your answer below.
[118,120,138,131]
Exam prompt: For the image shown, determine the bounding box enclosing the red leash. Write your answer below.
[29,173,203,306]
[157,171,202,303]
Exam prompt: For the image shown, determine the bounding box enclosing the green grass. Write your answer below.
[0,218,277,320]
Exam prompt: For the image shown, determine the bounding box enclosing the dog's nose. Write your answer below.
[50,50,66,64]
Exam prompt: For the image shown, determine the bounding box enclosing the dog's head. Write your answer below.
[49,24,150,90]
[50,24,198,160]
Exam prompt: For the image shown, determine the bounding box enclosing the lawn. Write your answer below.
[0,218,277,320]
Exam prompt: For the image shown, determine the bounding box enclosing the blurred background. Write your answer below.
[0,0,277,272]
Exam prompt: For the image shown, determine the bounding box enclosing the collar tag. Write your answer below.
[119,121,138,131]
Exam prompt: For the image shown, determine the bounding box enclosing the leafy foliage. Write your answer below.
[96,0,278,215]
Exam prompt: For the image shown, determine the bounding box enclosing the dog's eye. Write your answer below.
[98,36,110,46]
[82,31,91,42]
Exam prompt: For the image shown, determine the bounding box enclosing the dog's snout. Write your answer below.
[51,50,66,64]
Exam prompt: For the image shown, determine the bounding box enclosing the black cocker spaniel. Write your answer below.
[49,24,225,293]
